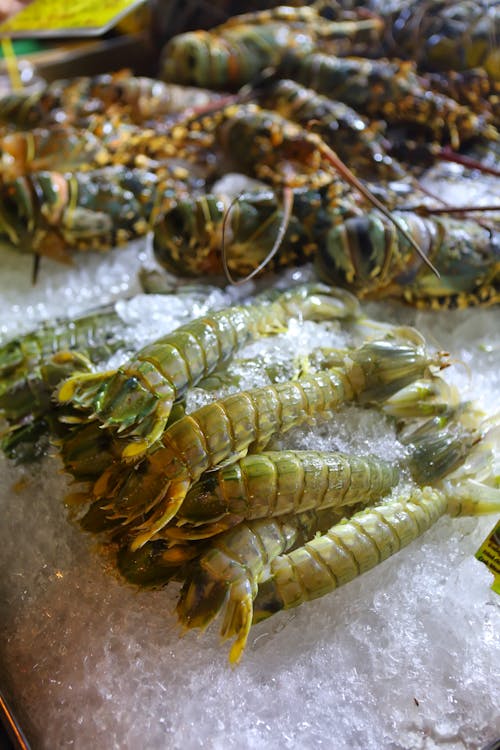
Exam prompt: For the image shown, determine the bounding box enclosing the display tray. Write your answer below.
[0,181,499,747]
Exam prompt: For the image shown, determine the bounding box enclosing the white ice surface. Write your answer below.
[0,237,499,750]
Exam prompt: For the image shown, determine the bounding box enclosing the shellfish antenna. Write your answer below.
[416,204,500,216]
[437,147,500,178]
[221,186,294,286]
[313,135,441,279]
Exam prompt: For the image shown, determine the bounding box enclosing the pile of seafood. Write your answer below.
[0,1,498,305]
[1,0,500,664]
[1,280,499,663]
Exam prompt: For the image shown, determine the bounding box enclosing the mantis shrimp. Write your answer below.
[251,483,499,632]
[157,450,401,541]
[57,283,360,460]
[176,507,356,664]
[0,283,230,463]
[102,451,398,585]
[0,304,128,462]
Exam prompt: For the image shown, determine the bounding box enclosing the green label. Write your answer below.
[476,520,500,594]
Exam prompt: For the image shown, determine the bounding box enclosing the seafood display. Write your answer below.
[2,269,498,667]
[0,0,499,697]
[90,331,435,545]
[156,2,499,303]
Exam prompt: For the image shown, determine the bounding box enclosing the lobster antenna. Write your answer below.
[221,187,294,285]
[313,135,441,278]
[413,204,500,215]
[438,147,500,177]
